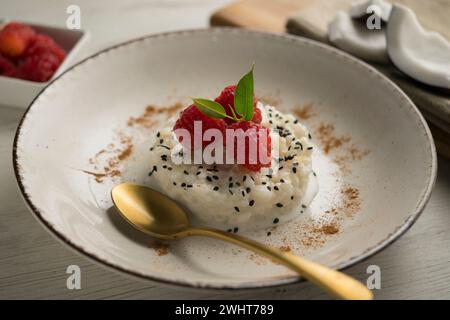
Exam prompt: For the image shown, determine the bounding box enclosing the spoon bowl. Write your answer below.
[111,183,190,238]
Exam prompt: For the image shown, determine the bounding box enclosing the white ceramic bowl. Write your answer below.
[13,28,436,290]
[0,19,88,108]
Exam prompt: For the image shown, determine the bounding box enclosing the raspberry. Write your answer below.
[226,121,271,171]
[25,34,66,62]
[0,22,35,58]
[214,85,261,124]
[17,51,60,82]
[173,105,226,149]
[0,54,16,76]
[252,106,262,123]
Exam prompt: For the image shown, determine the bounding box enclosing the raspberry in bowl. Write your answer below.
[144,67,318,232]
[0,20,88,108]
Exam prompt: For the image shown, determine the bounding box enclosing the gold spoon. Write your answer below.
[111,182,373,300]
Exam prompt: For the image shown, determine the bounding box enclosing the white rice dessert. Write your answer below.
[144,102,318,232]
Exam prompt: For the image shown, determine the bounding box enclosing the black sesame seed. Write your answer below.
[308,133,312,139]
[294,119,299,124]
[213,175,219,180]
[173,182,177,186]
[250,176,255,182]
[301,204,307,209]
[183,170,189,175]
[196,171,201,175]
[246,187,251,194]
[262,182,267,185]
[274,186,279,191]
[279,166,284,170]
[291,195,294,200]
[229,183,234,188]
[273,217,280,224]
[313,171,317,176]
[267,231,272,236]
[266,174,272,179]
[241,191,245,197]
[280,179,285,183]
[243,175,247,182]
[187,184,193,188]
[156,132,160,138]
[276,203,283,208]
[168,167,172,171]
[181,182,186,187]
[292,167,297,173]
[233,227,239,233]
[267,186,272,191]
[148,165,157,176]
[234,206,240,212]
[159,139,164,144]
[249,200,255,206]
[227,229,232,233]
[150,147,154,151]
[162,165,167,169]
[229,190,233,195]
[213,186,219,191]
[307,146,313,150]
[206,176,212,182]
[228,177,233,182]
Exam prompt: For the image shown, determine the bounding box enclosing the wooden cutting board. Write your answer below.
[210,0,310,32]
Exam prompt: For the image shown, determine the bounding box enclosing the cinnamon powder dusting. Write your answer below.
[314,223,340,235]
[127,103,182,128]
[85,102,183,183]
[316,123,351,154]
[279,245,292,252]
[87,135,133,182]
[293,103,369,174]
[294,103,315,120]
[148,240,170,256]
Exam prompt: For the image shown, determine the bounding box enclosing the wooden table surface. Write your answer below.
[1,0,449,300]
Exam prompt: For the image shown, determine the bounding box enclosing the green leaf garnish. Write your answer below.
[234,65,254,121]
[192,98,228,119]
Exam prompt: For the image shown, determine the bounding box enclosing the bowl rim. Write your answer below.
[12,27,437,290]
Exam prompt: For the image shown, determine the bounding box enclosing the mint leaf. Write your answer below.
[234,65,254,121]
[192,98,227,119]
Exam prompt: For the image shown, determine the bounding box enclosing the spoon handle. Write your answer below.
[185,228,373,300]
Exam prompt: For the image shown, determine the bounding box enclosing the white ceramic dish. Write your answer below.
[0,19,88,108]
[13,28,436,290]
